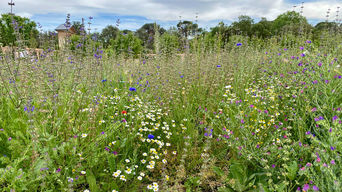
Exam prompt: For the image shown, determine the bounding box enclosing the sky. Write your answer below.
[0,0,341,32]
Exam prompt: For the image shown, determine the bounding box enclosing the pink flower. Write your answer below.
[303,184,310,191]
[313,185,319,191]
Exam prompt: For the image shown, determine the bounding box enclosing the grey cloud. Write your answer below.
[1,0,341,22]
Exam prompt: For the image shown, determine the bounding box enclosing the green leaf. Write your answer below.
[230,163,246,185]
[213,166,225,177]
[86,170,99,192]
[276,182,286,192]
[108,155,116,173]
[258,182,270,192]
[287,161,298,181]
[218,186,234,192]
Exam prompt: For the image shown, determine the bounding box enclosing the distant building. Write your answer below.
[55,24,76,49]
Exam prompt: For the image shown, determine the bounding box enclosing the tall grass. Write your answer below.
[1,29,342,192]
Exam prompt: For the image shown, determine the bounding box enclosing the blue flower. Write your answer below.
[148,134,154,139]
[129,87,136,92]
[217,65,221,68]
[236,43,242,46]
[101,79,107,82]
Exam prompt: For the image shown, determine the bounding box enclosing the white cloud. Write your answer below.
[16,12,32,18]
[300,1,341,21]
[1,0,341,30]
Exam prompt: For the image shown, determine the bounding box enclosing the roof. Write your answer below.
[55,24,71,31]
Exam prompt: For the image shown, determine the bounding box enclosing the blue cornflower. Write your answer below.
[129,87,136,92]
[236,43,242,46]
[148,134,154,139]
[101,79,107,82]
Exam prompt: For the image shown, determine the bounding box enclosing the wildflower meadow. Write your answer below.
[1,8,342,192]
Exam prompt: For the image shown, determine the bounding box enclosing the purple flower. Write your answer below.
[8,137,12,141]
[331,160,335,164]
[56,168,61,173]
[68,178,74,183]
[306,40,312,44]
[303,184,310,191]
[312,185,319,191]
[315,116,324,122]
[300,46,304,50]
[318,62,322,67]
[333,116,338,121]
[241,119,245,124]
[217,65,221,67]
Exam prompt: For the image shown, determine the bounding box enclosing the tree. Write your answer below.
[210,21,231,46]
[0,14,38,47]
[109,31,143,57]
[230,15,254,37]
[252,17,273,39]
[72,21,85,35]
[312,21,341,43]
[122,29,132,34]
[100,25,119,48]
[272,11,312,35]
[177,21,199,39]
[160,32,180,55]
[136,23,165,50]
[314,22,340,33]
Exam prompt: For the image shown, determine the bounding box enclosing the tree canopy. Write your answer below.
[0,14,38,47]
